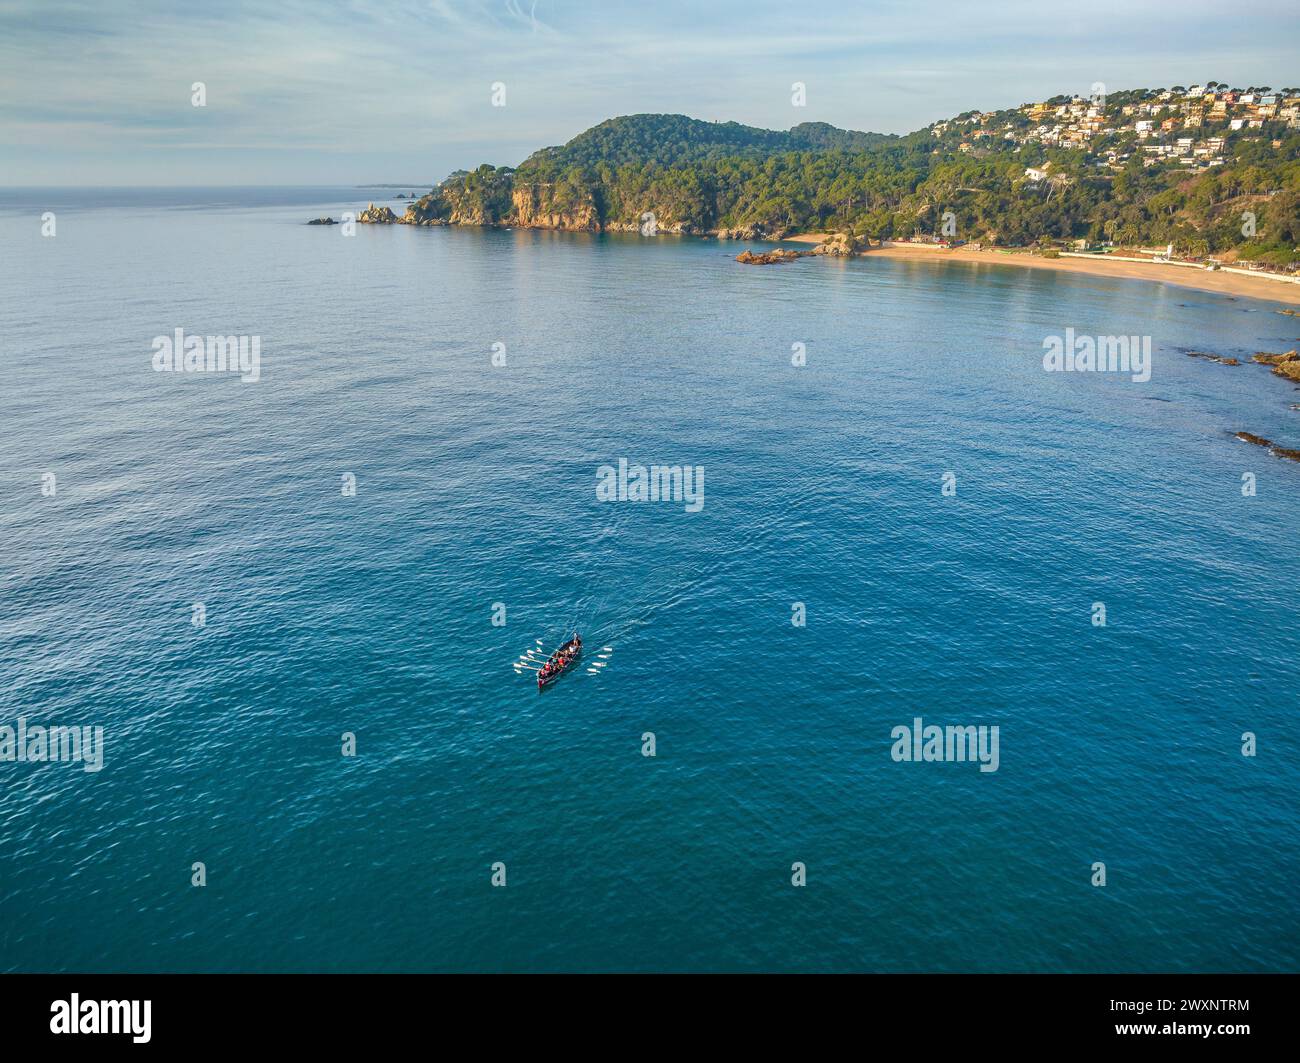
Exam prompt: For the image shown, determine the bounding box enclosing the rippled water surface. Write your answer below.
[1,187,1297,971]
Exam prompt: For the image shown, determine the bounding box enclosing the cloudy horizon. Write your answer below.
[2,0,1296,185]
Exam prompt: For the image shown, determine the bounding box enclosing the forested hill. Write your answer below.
[521,114,894,168]
[398,87,1300,267]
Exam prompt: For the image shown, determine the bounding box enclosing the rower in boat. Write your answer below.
[537,633,582,689]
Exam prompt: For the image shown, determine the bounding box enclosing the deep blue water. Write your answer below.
[1,187,1297,972]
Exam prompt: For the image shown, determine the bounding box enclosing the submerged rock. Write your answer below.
[1235,431,1300,463]
[1185,351,1240,365]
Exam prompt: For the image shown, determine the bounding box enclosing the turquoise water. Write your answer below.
[1,188,1297,972]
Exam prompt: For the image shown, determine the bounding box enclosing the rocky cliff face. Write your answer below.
[420,177,511,225]
[426,194,489,226]
[605,218,699,235]
[717,224,787,240]
[509,184,601,231]
[403,193,451,226]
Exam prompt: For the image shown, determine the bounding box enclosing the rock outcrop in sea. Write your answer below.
[1185,351,1240,366]
[1235,431,1300,463]
[357,203,400,224]
[735,248,807,265]
[1252,350,1300,383]
[732,233,869,264]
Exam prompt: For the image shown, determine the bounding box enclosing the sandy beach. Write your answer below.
[783,233,1300,303]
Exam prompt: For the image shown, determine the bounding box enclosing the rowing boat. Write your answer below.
[537,634,582,690]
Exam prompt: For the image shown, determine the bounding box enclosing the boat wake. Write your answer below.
[512,539,720,687]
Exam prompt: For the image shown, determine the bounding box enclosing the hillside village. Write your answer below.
[933,83,1299,177]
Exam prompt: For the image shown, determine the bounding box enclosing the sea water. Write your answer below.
[0,187,1296,971]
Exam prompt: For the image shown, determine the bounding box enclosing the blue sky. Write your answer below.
[2,0,1296,184]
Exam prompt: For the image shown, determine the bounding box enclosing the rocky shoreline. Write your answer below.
[332,196,822,241]
[734,232,868,264]
[327,190,887,244]
[323,199,879,262]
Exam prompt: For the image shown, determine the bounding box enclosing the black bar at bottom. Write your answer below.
[2,973,1289,1049]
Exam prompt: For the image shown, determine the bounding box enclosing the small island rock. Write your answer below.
[357,202,400,224]
[736,248,806,265]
